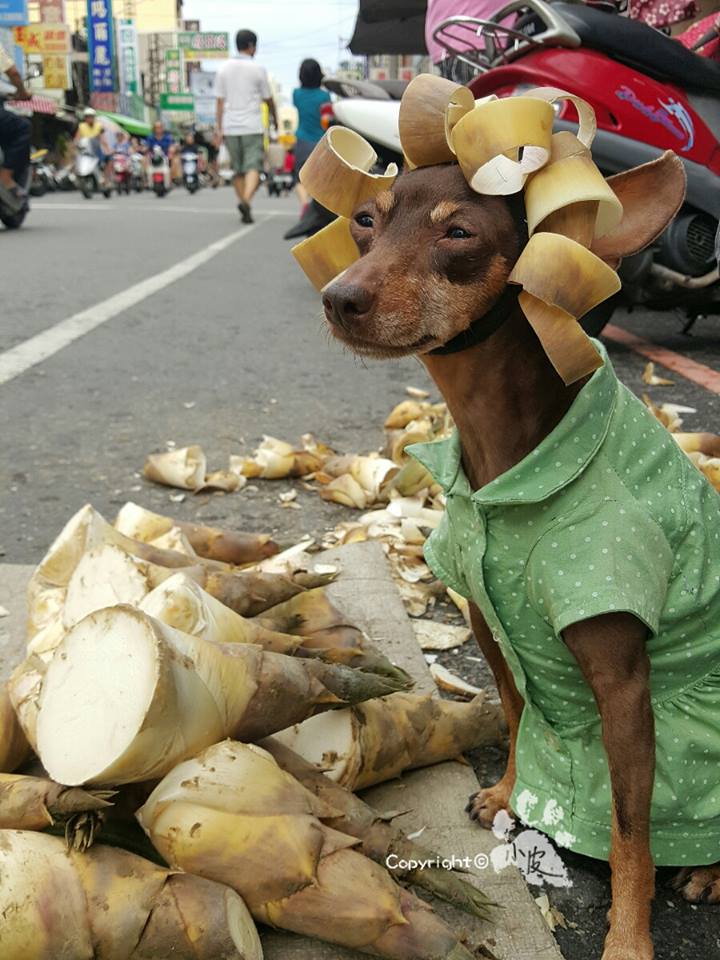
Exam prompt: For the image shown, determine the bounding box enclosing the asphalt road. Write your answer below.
[1,185,719,960]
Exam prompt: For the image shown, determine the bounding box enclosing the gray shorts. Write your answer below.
[225,133,264,175]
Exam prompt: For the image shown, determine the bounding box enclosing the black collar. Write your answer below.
[429,285,520,356]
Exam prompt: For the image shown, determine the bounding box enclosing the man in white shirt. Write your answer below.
[215,29,278,223]
[0,38,31,214]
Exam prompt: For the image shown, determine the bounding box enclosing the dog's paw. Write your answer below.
[600,944,653,960]
[465,777,514,829]
[671,863,720,904]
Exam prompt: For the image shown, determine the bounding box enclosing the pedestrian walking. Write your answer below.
[215,29,278,224]
[292,58,331,209]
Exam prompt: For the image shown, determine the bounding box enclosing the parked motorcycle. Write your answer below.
[129,151,145,193]
[180,148,200,194]
[304,4,720,332]
[74,137,111,200]
[150,144,171,198]
[111,151,131,195]
[431,0,720,332]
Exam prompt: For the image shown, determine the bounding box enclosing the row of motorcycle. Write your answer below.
[29,141,201,200]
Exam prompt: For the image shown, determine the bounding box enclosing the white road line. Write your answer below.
[0,221,260,387]
[31,202,296,217]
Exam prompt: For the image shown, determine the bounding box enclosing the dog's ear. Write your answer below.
[591,152,686,263]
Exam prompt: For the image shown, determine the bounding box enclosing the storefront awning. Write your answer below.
[359,0,427,22]
[97,111,152,137]
[349,13,428,54]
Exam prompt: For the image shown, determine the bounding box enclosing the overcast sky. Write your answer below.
[182,0,360,102]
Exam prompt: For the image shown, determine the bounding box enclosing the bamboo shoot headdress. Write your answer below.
[292,75,625,385]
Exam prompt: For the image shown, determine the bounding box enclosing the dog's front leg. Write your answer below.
[466,602,524,827]
[563,612,656,960]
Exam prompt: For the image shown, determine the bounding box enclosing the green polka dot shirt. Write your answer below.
[408,344,720,865]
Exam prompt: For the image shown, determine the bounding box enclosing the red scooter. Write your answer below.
[111,151,131,195]
[433,0,720,331]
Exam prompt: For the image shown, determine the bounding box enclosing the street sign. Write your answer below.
[164,47,182,94]
[0,1,27,27]
[42,52,69,89]
[117,18,139,95]
[177,31,229,60]
[14,23,70,52]
[38,0,64,23]
[159,92,193,111]
[87,0,115,93]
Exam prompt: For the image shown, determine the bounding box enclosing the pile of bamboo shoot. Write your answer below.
[0,504,507,960]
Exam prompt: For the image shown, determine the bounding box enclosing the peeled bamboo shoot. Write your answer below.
[272,691,506,790]
[36,605,408,785]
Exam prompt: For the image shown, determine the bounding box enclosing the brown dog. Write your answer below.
[321,159,720,960]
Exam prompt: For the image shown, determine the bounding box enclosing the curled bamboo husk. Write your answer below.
[114,501,279,565]
[525,132,623,243]
[398,73,474,168]
[450,96,554,195]
[299,127,398,218]
[508,232,621,384]
[292,216,361,291]
[527,86,597,148]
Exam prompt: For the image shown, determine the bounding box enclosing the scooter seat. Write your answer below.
[553,3,720,93]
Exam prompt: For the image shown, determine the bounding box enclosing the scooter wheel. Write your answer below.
[1,208,27,229]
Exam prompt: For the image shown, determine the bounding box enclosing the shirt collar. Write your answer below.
[408,340,618,506]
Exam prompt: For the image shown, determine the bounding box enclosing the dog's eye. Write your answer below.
[355,213,374,228]
[446,226,471,239]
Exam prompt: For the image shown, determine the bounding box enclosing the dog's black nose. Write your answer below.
[322,283,375,330]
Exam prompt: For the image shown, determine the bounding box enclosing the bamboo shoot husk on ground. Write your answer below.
[143,445,207,490]
[299,127,398,218]
[0,772,113,831]
[138,741,475,960]
[0,685,31,772]
[0,831,263,960]
[292,216,361,291]
[114,501,279,565]
[398,73,474,167]
[272,691,505,790]
[231,435,326,480]
[36,605,408,786]
[262,737,497,920]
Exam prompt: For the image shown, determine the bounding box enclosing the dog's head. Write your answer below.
[321,164,521,359]
[321,154,685,360]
